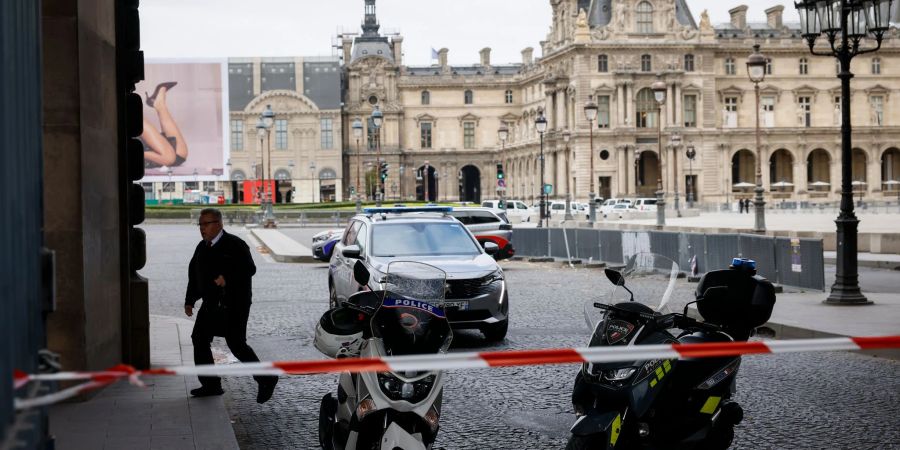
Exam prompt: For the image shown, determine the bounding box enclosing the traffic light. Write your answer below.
[380,162,389,181]
[496,163,505,180]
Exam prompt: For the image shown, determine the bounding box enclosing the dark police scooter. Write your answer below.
[567,253,775,450]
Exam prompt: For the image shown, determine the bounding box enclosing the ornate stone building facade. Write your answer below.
[227,57,343,203]
[341,0,900,206]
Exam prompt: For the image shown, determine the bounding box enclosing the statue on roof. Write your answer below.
[700,9,713,32]
[615,1,628,31]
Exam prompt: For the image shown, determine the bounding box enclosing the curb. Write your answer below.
[824,257,900,270]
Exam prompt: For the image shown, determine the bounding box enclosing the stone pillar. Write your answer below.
[830,157,841,199]
[674,84,683,127]
[625,83,633,126]
[761,147,771,191]
[868,155,880,194]
[793,161,805,195]
[667,84,675,126]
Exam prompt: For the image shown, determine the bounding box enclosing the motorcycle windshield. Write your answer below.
[371,262,452,356]
[584,253,681,332]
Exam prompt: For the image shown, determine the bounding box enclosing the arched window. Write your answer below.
[505,90,514,104]
[635,88,658,128]
[421,90,430,105]
[684,54,694,72]
[231,170,246,182]
[598,54,608,72]
[636,1,654,33]
[464,90,473,104]
[274,169,292,181]
[319,168,337,180]
[641,54,652,72]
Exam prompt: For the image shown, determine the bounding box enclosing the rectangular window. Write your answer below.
[505,90,513,104]
[683,95,697,128]
[724,97,738,128]
[275,119,288,149]
[684,55,694,72]
[872,58,882,75]
[799,58,808,75]
[230,119,244,151]
[765,58,773,75]
[320,118,333,149]
[598,96,610,128]
[761,96,775,127]
[725,58,736,75]
[798,96,811,127]
[463,122,475,149]
[598,55,608,72]
[420,122,432,148]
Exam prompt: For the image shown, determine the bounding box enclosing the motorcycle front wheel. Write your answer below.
[318,393,337,450]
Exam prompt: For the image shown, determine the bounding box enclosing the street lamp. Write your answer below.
[498,124,509,213]
[423,161,431,203]
[686,144,697,208]
[399,164,405,201]
[371,106,384,206]
[747,44,768,233]
[535,111,548,228]
[670,133,682,218]
[352,118,364,212]
[562,130,574,220]
[309,161,317,203]
[651,80,667,227]
[584,98,599,223]
[288,160,295,204]
[634,149,641,196]
[795,0,891,305]
[255,115,276,227]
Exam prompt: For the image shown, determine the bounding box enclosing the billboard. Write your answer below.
[138,61,228,180]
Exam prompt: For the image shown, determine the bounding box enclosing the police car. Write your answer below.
[328,206,509,341]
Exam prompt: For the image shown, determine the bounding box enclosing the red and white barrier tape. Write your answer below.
[13,335,900,410]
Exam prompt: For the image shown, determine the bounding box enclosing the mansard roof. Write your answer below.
[589,0,696,29]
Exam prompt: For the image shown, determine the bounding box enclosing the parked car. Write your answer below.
[447,207,515,260]
[481,199,533,222]
[328,206,510,341]
[633,197,658,212]
[600,203,634,219]
[311,228,343,262]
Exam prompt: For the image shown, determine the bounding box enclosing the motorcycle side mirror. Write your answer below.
[604,268,625,286]
[353,260,370,286]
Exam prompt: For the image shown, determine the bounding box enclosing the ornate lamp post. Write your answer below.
[256,105,277,228]
[584,98,599,223]
[498,124,509,212]
[535,112,548,228]
[309,161,317,203]
[747,44,768,233]
[371,106,384,206]
[670,133,682,217]
[634,149,641,196]
[352,118,363,212]
[686,144,697,208]
[795,0,892,305]
[562,130,574,220]
[651,81,668,227]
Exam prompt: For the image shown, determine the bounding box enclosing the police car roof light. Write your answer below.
[363,206,453,215]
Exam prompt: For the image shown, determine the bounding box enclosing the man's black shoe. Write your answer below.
[257,378,278,404]
[190,386,224,397]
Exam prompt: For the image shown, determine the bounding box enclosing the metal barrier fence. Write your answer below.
[511,227,825,291]
[189,209,356,227]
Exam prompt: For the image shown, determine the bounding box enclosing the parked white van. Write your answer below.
[633,198,658,211]
[481,199,533,222]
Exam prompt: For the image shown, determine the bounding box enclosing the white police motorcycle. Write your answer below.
[316,261,452,450]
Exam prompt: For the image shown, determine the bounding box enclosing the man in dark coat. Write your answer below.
[184,208,277,403]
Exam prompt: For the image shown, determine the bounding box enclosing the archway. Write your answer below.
[274,168,292,203]
[881,148,900,193]
[416,165,438,202]
[635,151,660,197]
[319,168,337,202]
[731,149,756,192]
[769,149,794,192]
[806,149,831,192]
[459,165,481,203]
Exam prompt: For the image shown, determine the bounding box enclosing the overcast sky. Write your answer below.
[141,0,795,66]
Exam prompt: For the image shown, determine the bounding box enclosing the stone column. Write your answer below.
[761,147,771,192]
[667,84,675,126]
[625,83,632,126]
[674,84,683,127]
[793,161,805,195]
[868,151,880,195]
[830,157,841,200]
[617,84,625,127]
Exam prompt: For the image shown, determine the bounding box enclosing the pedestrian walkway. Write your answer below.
[250,228,316,263]
[48,315,239,450]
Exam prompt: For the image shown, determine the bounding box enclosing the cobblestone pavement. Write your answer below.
[141,224,900,449]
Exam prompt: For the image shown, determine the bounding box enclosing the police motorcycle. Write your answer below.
[316,260,452,450]
[568,253,776,450]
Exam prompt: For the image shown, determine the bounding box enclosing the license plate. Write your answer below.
[443,301,469,311]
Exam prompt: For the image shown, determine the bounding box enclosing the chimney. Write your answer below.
[438,48,449,68]
[521,47,534,65]
[729,5,748,29]
[342,37,353,64]
[392,36,403,66]
[479,47,492,67]
[765,5,784,29]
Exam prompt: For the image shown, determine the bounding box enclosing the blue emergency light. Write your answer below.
[730,258,757,270]
[363,206,453,215]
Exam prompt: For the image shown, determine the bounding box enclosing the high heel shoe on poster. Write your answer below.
[145,81,178,107]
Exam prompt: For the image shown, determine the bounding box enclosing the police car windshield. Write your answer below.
[371,222,481,257]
